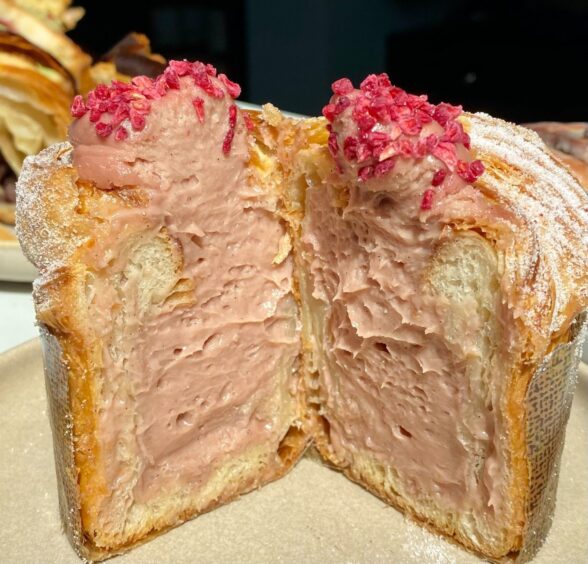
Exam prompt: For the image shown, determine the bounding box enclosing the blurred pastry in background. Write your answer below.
[88,32,166,89]
[8,0,85,31]
[525,122,588,188]
[0,221,16,240]
[0,0,91,89]
[0,0,88,225]
[0,1,164,226]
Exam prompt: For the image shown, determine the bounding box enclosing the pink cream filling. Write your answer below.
[303,76,510,531]
[303,160,509,524]
[70,76,299,504]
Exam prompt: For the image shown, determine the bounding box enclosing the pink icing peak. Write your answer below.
[323,73,485,194]
[70,60,242,141]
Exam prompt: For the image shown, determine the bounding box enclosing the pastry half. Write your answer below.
[293,75,588,560]
[16,62,307,559]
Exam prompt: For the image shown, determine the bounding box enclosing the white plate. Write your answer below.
[0,339,586,564]
[0,231,38,282]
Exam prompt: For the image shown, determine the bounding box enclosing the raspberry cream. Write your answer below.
[302,75,512,543]
[69,64,300,509]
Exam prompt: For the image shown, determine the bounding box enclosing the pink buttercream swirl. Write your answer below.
[70,60,242,150]
[322,74,485,209]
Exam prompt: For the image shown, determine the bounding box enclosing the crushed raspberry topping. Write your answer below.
[192,97,205,123]
[421,189,434,210]
[222,104,238,155]
[70,60,242,149]
[218,74,242,98]
[322,73,485,209]
[243,113,255,132]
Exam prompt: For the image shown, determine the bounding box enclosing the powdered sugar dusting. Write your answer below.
[467,112,588,342]
[15,142,87,277]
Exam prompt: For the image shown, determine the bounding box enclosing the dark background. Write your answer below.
[69,0,588,122]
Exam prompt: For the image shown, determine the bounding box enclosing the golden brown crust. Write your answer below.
[293,112,588,560]
[17,111,310,558]
[12,0,85,32]
[16,145,108,553]
[463,114,588,557]
[464,113,588,346]
[0,63,71,127]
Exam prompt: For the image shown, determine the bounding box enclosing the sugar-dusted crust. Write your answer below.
[463,113,588,344]
[17,142,121,559]
[462,113,588,557]
[16,106,309,559]
[292,112,588,561]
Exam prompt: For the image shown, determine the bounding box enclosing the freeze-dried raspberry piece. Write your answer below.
[343,136,358,161]
[328,132,339,158]
[358,165,374,182]
[432,169,447,186]
[114,126,128,141]
[456,159,485,183]
[95,122,113,138]
[129,109,146,131]
[169,60,192,77]
[164,67,180,89]
[192,97,205,123]
[421,189,434,210]
[433,102,462,127]
[243,113,255,131]
[322,103,337,122]
[222,104,238,155]
[218,74,241,98]
[374,158,395,177]
[432,142,458,169]
[332,78,354,95]
[70,95,87,118]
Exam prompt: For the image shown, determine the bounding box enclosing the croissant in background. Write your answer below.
[0,0,88,223]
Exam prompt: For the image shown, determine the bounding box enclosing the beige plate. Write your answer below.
[0,226,37,282]
[0,339,586,564]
